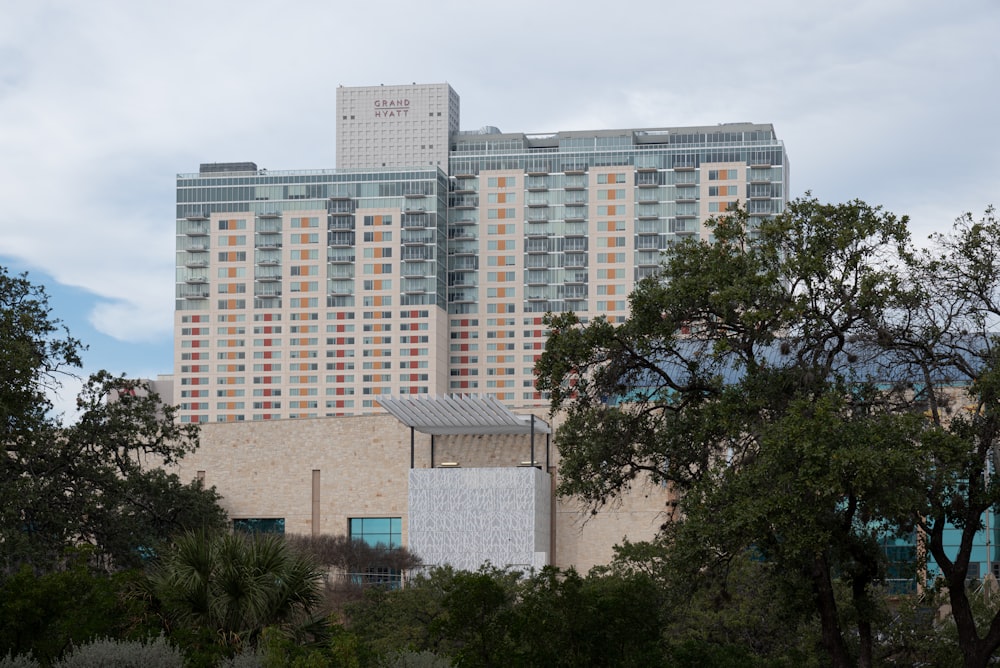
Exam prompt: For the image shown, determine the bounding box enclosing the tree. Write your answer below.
[342,565,668,667]
[0,266,226,572]
[880,206,1000,667]
[535,198,946,667]
[143,531,326,659]
[0,267,82,438]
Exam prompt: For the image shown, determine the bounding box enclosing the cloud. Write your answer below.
[0,0,998,378]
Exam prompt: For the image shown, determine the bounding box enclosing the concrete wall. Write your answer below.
[409,467,549,571]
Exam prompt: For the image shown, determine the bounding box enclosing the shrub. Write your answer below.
[0,652,39,668]
[381,650,452,668]
[52,635,183,668]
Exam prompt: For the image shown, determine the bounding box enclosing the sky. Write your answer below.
[1,0,998,417]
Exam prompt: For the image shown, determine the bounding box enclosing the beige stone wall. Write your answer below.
[170,412,674,573]
[174,414,429,539]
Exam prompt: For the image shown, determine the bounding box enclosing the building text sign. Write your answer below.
[374,99,410,118]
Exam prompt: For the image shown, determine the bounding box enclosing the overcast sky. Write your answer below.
[2,0,998,416]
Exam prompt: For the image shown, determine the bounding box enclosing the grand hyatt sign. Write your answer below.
[374,99,410,118]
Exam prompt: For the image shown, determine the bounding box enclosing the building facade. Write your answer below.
[336,83,459,170]
[174,83,789,423]
[170,404,675,574]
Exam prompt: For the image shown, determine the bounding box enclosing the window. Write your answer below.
[233,518,285,534]
[350,517,401,548]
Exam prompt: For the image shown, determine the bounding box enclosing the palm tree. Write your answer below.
[145,531,324,652]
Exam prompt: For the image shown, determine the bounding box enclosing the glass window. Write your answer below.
[350,517,402,548]
[233,518,285,534]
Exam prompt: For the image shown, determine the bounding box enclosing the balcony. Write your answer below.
[670,219,698,234]
[178,238,210,252]
[183,255,208,268]
[402,214,430,229]
[403,232,436,245]
[256,220,282,233]
[448,291,476,304]
[450,195,478,209]
[177,285,210,299]
[328,218,354,230]
[402,248,434,261]
[254,285,283,297]
[328,251,356,264]
[328,232,355,247]
[526,271,550,286]
[179,220,210,235]
[447,242,477,257]
[254,234,282,250]
[254,268,282,282]
[182,272,208,284]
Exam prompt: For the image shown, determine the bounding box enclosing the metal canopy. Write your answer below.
[380,394,551,436]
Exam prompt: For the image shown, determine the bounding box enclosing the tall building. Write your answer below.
[336,83,459,170]
[174,83,789,423]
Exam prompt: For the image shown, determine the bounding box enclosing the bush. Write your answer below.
[0,652,39,668]
[52,635,183,668]
[0,558,145,665]
[381,650,452,667]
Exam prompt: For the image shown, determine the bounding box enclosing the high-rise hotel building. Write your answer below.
[174,83,788,423]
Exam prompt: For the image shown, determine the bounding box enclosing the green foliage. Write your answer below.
[536,200,1000,666]
[144,531,326,658]
[0,553,154,665]
[0,267,82,436]
[0,266,227,572]
[343,565,667,668]
[380,650,452,668]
